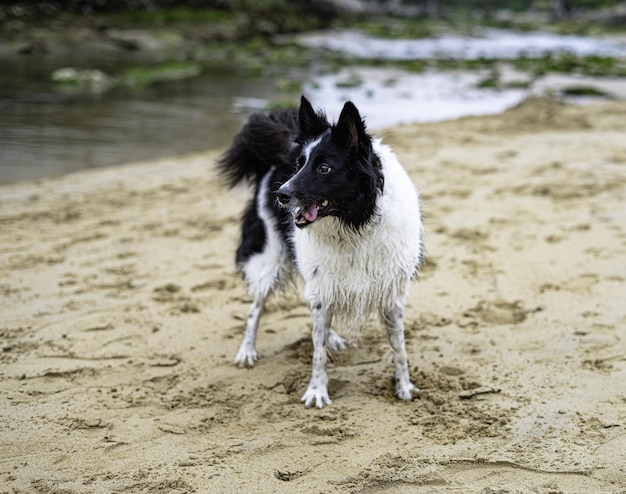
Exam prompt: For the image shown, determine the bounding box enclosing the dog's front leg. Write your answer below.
[382,302,419,400]
[234,295,264,367]
[301,301,333,408]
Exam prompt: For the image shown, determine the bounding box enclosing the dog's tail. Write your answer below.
[217,107,299,188]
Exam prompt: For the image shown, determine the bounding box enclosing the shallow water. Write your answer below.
[0,58,279,184]
[295,28,626,60]
[304,68,528,129]
[1,29,623,185]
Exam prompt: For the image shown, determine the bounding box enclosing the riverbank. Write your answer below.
[1,96,625,493]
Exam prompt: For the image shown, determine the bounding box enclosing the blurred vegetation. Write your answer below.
[0,1,331,32]
[1,1,623,43]
[1,0,623,98]
[1,0,624,27]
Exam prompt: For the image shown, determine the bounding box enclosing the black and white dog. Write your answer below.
[218,96,424,408]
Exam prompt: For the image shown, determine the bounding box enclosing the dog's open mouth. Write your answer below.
[294,199,332,228]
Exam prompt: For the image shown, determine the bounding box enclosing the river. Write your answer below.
[1,28,624,185]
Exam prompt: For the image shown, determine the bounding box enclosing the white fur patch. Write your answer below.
[241,170,290,298]
[293,139,423,329]
[302,134,325,166]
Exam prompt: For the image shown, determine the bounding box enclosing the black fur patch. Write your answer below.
[219,107,299,266]
[284,96,384,230]
[217,107,299,188]
[235,196,266,267]
[218,96,384,266]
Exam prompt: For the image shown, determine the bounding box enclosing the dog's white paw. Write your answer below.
[234,344,257,367]
[396,381,420,401]
[327,329,347,352]
[301,385,332,408]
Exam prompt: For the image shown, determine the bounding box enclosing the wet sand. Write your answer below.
[1,96,625,493]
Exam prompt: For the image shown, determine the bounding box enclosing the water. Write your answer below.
[303,68,528,129]
[295,28,626,60]
[297,28,626,126]
[1,28,624,185]
[0,57,279,184]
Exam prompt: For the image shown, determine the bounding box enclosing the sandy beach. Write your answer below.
[1,96,625,493]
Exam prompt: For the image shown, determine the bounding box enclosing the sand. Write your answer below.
[1,96,625,493]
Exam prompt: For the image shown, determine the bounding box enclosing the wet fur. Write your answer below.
[217,96,424,408]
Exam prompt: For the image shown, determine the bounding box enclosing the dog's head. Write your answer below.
[276,96,384,230]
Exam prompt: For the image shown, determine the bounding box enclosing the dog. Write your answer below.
[217,96,424,408]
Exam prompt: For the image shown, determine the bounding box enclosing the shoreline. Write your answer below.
[1,85,622,188]
[3,13,625,186]
[1,98,625,493]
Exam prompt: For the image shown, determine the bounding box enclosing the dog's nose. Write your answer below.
[276,184,293,205]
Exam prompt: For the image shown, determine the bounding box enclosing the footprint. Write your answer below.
[462,299,537,326]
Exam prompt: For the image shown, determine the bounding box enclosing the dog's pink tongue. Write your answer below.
[302,204,318,223]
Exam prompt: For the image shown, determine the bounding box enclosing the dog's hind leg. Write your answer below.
[235,257,287,367]
[234,295,264,367]
[234,170,289,367]
[301,302,333,408]
[382,301,419,400]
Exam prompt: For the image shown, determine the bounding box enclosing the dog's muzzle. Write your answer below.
[275,182,333,228]
[276,183,294,206]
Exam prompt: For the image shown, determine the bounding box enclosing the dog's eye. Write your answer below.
[318,164,332,174]
[296,156,305,170]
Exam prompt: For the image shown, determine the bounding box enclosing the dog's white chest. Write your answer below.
[293,144,423,324]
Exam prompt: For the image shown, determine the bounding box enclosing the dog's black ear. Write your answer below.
[299,95,328,136]
[335,101,366,150]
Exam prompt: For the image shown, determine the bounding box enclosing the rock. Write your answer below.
[51,67,113,94]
